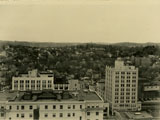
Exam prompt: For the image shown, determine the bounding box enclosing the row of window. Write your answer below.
[115,96,136,99]
[44,105,82,109]
[115,79,137,83]
[115,88,136,91]
[9,105,83,110]
[115,92,136,95]
[115,76,137,79]
[115,84,136,87]
[14,80,53,84]
[115,100,136,103]
[16,113,32,118]
[116,72,137,75]
[43,112,99,118]
[44,113,75,118]
[9,105,33,110]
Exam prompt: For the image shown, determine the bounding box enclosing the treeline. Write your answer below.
[2,43,160,83]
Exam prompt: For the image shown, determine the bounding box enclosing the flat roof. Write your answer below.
[0,90,102,102]
[0,91,17,101]
[124,111,153,119]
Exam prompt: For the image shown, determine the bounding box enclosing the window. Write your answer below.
[29,114,32,118]
[44,113,48,118]
[80,116,82,120]
[59,113,63,117]
[80,105,82,109]
[132,80,136,83]
[132,76,136,79]
[87,112,90,116]
[30,105,33,110]
[53,113,56,117]
[96,112,99,116]
[132,84,136,87]
[115,88,119,91]
[9,105,12,110]
[1,113,4,117]
[127,84,130,87]
[73,113,75,117]
[127,80,130,83]
[16,114,19,118]
[68,105,71,109]
[115,97,118,99]
[132,72,136,75]
[127,76,130,79]
[53,105,56,109]
[45,105,48,109]
[60,105,63,109]
[121,84,124,87]
[121,72,125,74]
[121,92,124,95]
[115,100,118,103]
[67,113,71,117]
[126,92,130,95]
[17,106,19,110]
[73,105,75,109]
[126,100,130,103]
[132,88,136,91]
[115,92,118,95]
[127,72,130,75]
[132,101,135,103]
[21,114,24,118]
[21,105,24,110]
[115,84,119,87]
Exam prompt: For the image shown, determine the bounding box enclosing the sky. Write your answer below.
[0,0,160,43]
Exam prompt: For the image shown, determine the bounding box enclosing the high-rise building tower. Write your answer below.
[105,58,140,114]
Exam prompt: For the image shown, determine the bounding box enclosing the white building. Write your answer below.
[144,84,160,91]
[12,70,81,91]
[12,69,54,91]
[0,90,109,120]
[105,58,140,114]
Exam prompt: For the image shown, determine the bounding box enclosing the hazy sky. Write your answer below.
[0,0,160,43]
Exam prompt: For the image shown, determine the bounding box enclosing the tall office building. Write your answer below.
[105,58,140,114]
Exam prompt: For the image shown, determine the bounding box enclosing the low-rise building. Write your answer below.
[12,70,81,91]
[143,82,160,100]
[0,90,109,120]
[12,69,54,91]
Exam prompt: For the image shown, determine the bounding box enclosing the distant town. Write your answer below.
[0,41,160,120]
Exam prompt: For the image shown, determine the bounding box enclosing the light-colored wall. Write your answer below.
[144,86,160,91]
[0,100,108,120]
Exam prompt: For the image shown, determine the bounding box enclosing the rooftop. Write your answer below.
[0,90,102,102]
[124,111,153,120]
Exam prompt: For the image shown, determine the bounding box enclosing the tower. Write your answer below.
[105,58,139,114]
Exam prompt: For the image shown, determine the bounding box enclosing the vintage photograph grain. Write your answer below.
[0,0,160,120]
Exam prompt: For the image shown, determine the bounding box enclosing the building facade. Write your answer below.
[12,70,81,91]
[105,58,140,114]
[12,69,54,91]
